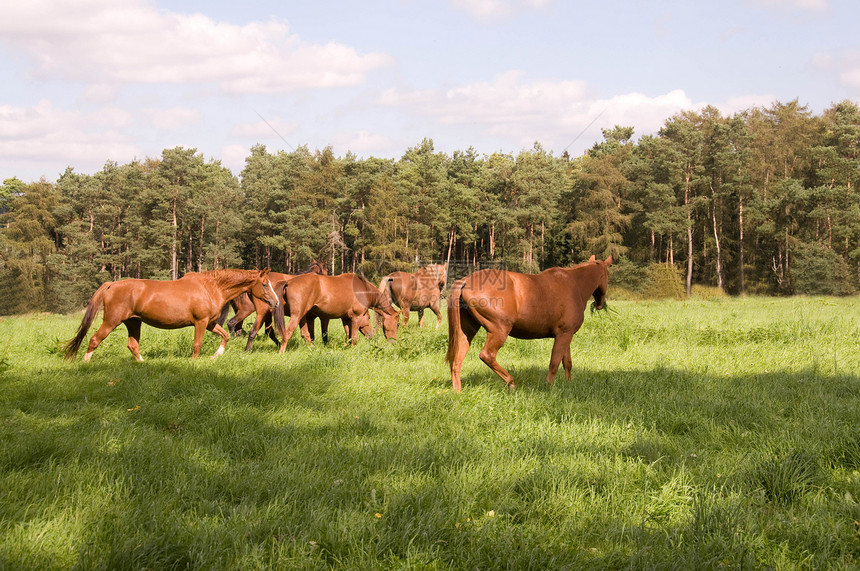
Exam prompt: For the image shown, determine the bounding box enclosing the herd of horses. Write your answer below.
[63,257,612,391]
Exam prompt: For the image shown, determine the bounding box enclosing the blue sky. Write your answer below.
[1,0,858,183]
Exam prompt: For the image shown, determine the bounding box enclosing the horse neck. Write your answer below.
[360,279,393,312]
[417,265,444,289]
[571,263,605,304]
[205,270,258,301]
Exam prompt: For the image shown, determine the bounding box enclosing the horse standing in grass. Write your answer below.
[446,256,611,392]
[64,269,279,362]
[379,263,447,328]
[274,273,399,351]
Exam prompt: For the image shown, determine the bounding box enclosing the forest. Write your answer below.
[1,98,859,315]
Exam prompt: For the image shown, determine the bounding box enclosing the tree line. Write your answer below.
[2,98,859,315]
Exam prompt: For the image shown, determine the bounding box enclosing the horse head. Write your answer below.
[379,309,399,340]
[250,268,280,310]
[591,255,612,310]
[434,263,448,290]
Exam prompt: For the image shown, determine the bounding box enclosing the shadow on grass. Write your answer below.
[2,355,859,568]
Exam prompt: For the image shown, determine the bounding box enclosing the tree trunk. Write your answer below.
[171,198,178,280]
[685,172,693,297]
[711,183,723,291]
[198,215,205,272]
[738,195,745,295]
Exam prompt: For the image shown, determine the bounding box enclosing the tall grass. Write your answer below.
[1,297,859,569]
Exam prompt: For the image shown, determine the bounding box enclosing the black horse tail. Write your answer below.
[64,281,111,361]
[445,279,466,367]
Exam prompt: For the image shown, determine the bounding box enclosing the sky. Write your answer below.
[1,0,859,184]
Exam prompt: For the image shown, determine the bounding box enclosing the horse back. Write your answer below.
[460,269,584,338]
[102,278,216,327]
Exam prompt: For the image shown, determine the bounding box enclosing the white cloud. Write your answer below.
[0,100,140,179]
[332,130,395,155]
[380,73,709,152]
[146,107,203,131]
[220,144,250,175]
[450,0,552,20]
[0,0,391,93]
[811,49,860,92]
[230,117,299,142]
[752,0,829,12]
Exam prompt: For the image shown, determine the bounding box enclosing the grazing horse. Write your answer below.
[218,260,327,340]
[274,273,399,351]
[446,256,611,392]
[64,269,279,362]
[379,263,447,328]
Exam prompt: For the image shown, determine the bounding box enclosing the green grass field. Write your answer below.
[1,297,859,569]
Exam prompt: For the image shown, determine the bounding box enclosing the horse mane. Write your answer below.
[415,263,447,287]
[194,269,259,288]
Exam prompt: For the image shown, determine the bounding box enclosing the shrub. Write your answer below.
[642,263,686,300]
[792,242,857,296]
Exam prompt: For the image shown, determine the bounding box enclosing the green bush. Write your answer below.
[792,242,857,296]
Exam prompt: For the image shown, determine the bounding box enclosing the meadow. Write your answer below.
[1,297,859,569]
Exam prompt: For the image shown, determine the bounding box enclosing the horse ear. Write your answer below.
[261,268,271,278]
[605,255,613,266]
[588,255,596,262]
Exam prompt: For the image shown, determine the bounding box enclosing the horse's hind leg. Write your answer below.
[417,308,425,328]
[83,319,121,362]
[449,313,480,393]
[479,328,515,390]
[124,318,144,362]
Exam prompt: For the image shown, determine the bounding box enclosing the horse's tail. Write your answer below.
[379,276,397,308]
[272,280,288,342]
[63,282,110,361]
[445,279,465,367]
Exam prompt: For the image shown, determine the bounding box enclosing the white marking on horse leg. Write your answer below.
[83,351,93,362]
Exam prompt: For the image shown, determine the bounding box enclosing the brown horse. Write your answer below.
[379,263,447,328]
[274,273,399,351]
[64,269,279,362]
[446,256,611,392]
[218,260,327,340]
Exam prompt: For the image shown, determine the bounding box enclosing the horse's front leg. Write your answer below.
[190,321,209,359]
[547,333,574,385]
[244,312,267,351]
[208,322,230,359]
[263,312,280,346]
[124,318,144,362]
[299,318,314,345]
[347,317,359,346]
[431,300,442,329]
